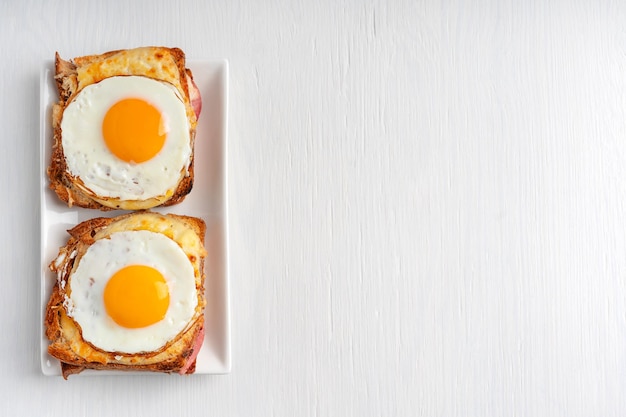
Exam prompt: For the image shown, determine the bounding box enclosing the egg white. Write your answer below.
[68,230,198,354]
[60,76,192,201]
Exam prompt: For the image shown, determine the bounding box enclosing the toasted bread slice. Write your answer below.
[45,212,207,379]
[48,47,202,211]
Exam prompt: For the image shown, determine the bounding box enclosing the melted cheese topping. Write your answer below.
[72,47,197,130]
[92,212,206,285]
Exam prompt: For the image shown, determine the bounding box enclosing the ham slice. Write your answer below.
[187,73,202,119]
[179,325,205,374]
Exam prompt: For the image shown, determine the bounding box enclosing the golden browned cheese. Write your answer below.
[48,47,198,211]
[72,47,197,131]
[45,212,207,379]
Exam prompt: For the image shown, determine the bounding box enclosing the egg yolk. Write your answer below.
[102,98,167,163]
[103,265,170,328]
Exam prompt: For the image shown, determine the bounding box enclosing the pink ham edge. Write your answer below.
[179,325,205,374]
[188,74,202,119]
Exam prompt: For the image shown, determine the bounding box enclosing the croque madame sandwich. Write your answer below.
[48,46,203,210]
[45,212,207,378]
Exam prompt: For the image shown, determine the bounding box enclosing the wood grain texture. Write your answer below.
[2,0,626,415]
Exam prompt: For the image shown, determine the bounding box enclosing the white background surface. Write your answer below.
[2,0,626,415]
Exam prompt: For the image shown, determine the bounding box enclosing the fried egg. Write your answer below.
[67,230,197,354]
[60,75,192,202]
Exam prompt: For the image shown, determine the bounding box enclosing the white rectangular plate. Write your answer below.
[39,59,231,376]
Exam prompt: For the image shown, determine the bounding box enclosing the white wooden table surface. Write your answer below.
[2,0,626,415]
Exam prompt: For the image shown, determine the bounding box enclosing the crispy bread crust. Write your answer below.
[45,212,207,379]
[48,47,197,211]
